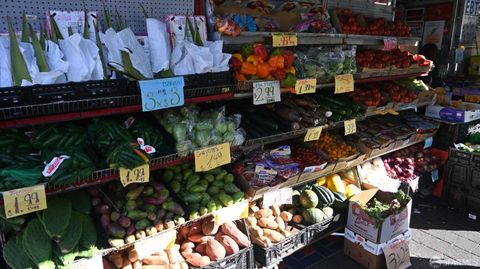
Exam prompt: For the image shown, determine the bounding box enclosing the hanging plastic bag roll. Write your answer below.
[0,37,12,87]
[146,18,170,73]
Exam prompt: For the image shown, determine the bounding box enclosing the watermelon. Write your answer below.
[299,189,318,209]
[301,208,326,225]
[311,185,334,207]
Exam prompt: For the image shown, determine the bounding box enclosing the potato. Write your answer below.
[245,217,257,227]
[179,226,190,239]
[205,238,226,261]
[275,216,285,231]
[248,226,263,238]
[271,205,281,217]
[201,219,219,236]
[255,208,273,219]
[280,211,293,222]
[262,229,285,243]
[181,252,201,260]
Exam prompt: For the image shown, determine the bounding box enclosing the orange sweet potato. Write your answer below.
[218,235,239,256]
[205,238,226,261]
[195,242,207,255]
[221,222,250,248]
[187,255,211,267]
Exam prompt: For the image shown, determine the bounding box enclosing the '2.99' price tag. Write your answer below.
[194,143,231,172]
[253,80,281,105]
[140,77,185,112]
[304,127,322,142]
[3,184,47,219]
[344,119,356,135]
[272,33,298,47]
[294,78,317,94]
[119,164,150,187]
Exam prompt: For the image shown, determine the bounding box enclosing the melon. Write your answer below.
[301,208,326,225]
[299,189,318,209]
[345,184,361,199]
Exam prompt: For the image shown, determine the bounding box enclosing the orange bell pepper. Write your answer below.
[257,63,272,79]
[246,55,261,65]
[268,55,284,70]
[240,62,257,75]
[234,72,247,81]
[232,53,243,61]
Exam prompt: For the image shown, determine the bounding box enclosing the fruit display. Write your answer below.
[163,164,244,219]
[288,185,335,226]
[388,145,442,175]
[153,105,244,155]
[2,191,99,269]
[89,179,186,247]
[313,131,357,161]
[356,49,431,70]
[348,85,390,107]
[177,217,251,267]
[317,172,362,200]
[357,158,403,191]
[245,202,295,247]
[292,146,329,169]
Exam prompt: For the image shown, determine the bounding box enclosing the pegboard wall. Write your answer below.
[0,0,194,34]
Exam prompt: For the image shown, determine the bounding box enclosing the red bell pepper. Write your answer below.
[272,68,287,80]
[253,43,268,61]
[282,49,295,69]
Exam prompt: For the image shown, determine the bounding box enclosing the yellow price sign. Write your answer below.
[272,33,298,47]
[335,74,354,94]
[213,200,249,225]
[3,184,47,219]
[344,119,357,136]
[304,127,323,142]
[119,163,150,187]
[194,143,231,172]
[295,78,317,94]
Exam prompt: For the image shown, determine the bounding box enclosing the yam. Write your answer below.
[181,252,201,260]
[271,205,281,217]
[201,219,219,236]
[181,242,195,252]
[248,226,263,238]
[280,211,293,222]
[187,255,211,267]
[252,236,272,248]
[195,242,207,255]
[292,215,303,224]
[218,235,239,256]
[205,238,226,261]
[245,217,257,227]
[254,209,272,219]
[108,254,124,269]
[188,223,202,236]
[275,216,285,231]
[179,226,190,239]
[214,230,224,241]
[262,229,285,243]
[128,250,138,263]
[142,255,169,266]
[188,234,213,243]
[221,222,250,248]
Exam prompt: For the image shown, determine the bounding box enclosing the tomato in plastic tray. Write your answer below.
[292,146,328,169]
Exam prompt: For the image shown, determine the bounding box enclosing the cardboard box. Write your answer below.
[234,173,299,199]
[425,103,480,123]
[344,227,412,269]
[346,188,412,244]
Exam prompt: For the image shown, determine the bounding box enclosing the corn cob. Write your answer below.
[94,21,108,79]
[39,25,46,50]
[102,0,113,29]
[28,23,49,72]
[7,16,32,86]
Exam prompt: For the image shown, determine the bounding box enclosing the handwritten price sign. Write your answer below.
[253,80,281,105]
[304,127,323,142]
[140,77,185,112]
[3,184,47,218]
[335,74,354,94]
[384,37,398,51]
[119,164,150,187]
[295,78,317,94]
[272,33,298,47]
[263,188,293,207]
[213,200,249,225]
[344,119,357,135]
[194,143,231,172]
[384,240,411,269]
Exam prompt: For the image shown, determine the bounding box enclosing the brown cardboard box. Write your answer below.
[346,188,412,244]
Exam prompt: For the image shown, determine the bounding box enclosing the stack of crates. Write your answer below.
[433,120,480,150]
[445,148,480,214]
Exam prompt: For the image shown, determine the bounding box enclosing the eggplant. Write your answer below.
[101,214,111,228]
[95,204,112,215]
[118,215,132,228]
[108,223,126,238]
[126,223,136,236]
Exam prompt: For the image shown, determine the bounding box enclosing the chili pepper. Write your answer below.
[234,72,247,81]
[282,50,295,69]
[286,66,296,76]
[281,73,296,88]
[229,56,243,72]
[257,62,272,79]
[253,43,268,61]
[240,43,254,58]
[246,55,260,65]
[240,62,257,75]
[268,56,285,70]
[272,68,287,80]
[232,53,243,61]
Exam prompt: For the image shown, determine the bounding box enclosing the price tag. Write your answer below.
[3,184,47,219]
[263,188,293,207]
[384,240,411,269]
[194,143,231,172]
[253,80,281,105]
[431,169,439,183]
[424,137,433,149]
[272,32,298,47]
[294,78,317,94]
[344,119,357,136]
[255,165,278,180]
[409,177,419,192]
[383,37,398,51]
[304,127,323,142]
[119,164,150,187]
[71,254,103,269]
[135,230,176,260]
[334,74,354,94]
[140,77,185,112]
[213,200,249,225]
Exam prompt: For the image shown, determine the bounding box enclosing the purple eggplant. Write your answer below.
[100,214,111,228]
[118,215,132,228]
[156,209,167,220]
[150,182,167,192]
[95,204,112,215]
[142,186,154,197]
[108,223,126,238]
[126,223,136,236]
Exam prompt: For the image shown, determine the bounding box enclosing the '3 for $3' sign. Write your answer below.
[140,77,185,112]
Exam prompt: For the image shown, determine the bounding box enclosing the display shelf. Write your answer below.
[221,32,420,46]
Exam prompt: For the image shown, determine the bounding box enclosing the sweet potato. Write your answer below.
[245,217,257,227]
[280,211,293,222]
[188,234,214,244]
[121,259,132,269]
[128,250,138,263]
[181,242,195,252]
[188,223,202,236]
[275,216,285,231]
[201,219,219,236]
[218,235,239,256]
[205,238,226,261]
[132,261,142,269]
[179,226,190,239]
[195,242,207,255]
[248,225,263,238]
[108,254,124,269]
[221,222,250,248]
[187,255,211,267]
[271,205,281,217]
[142,255,169,265]
[142,266,169,269]
[279,229,291,238]
[181,252,201,260]
[258,217,278,230]
[254,209,272,219]
[214,230,224,241]
[263,229,285,243]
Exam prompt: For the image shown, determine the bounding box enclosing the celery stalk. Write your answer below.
[29,23,49,72]
[7,16,32,86]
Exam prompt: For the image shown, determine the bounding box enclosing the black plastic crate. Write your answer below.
[446,162,470,186]
[0,87,30,107]
[253,227,305,267]
[433,120,480,149]
[446,183,468,207]
[449,148,473,164]
[470,168,480,190]
[466,195,480,214]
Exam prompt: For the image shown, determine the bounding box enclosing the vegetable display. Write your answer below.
[313,131,357,160]
[89,179,186,247]
[360,190,411,228]
[356,49,432,69]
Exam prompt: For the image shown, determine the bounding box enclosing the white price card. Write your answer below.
[135,230,176,260]
[383,37,398,51]
[213,200,249,225]
[71,254,103,269]
[263,188,293,207]
[424,137,433,149]
[253,81,281,105]
[384,240,411,269]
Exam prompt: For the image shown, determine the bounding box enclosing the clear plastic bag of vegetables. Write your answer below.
[316,46,345,81]
[343,45,357,74]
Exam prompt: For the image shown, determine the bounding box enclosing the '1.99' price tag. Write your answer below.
[272,33,298,47]
[304,127,323,142]
[294,78,317,94]
[344,119,356,135]
[140,77,185,112]
[119,164,150,187]
[335,74,354,94]
[253,80,281,105]
[3,184,47,219]
[194,143,231,172]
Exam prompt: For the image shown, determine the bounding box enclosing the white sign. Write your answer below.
[384,240,411,269]
[253,81,281,105]
[422,20,445,49]
[263,188,293,207]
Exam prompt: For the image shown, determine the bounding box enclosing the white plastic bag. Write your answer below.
[0,37,12,87]
[170,41,195,76]
[205,40,231,72]
[60,33,103,82]
[44,40,69,84]
[146,18,170,73]
[184,42,213,74]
